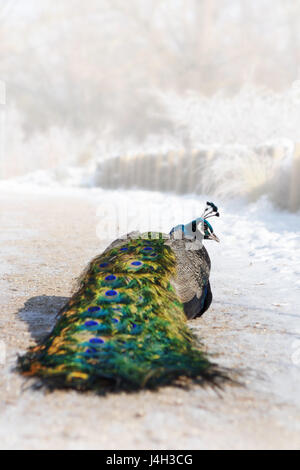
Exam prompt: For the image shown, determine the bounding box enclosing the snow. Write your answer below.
[0,182,299,448]
[207,196,300,407]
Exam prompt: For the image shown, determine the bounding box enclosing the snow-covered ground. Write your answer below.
[0,183,299,449]
[1,0,300,449]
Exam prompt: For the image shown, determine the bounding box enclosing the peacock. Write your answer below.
[18,202,223,391]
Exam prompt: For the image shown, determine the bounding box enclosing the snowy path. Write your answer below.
[0,187,299,449]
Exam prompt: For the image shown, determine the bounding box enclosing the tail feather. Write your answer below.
[18,237,223,391]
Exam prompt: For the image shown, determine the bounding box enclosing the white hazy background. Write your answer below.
[1,0,300,210]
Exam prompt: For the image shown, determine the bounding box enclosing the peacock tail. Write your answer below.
[18,234,222,391]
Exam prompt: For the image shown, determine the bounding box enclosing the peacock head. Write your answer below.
[169,201,220,243]
[202,218,220,242]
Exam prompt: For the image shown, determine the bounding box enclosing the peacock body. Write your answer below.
[19,203,222,391]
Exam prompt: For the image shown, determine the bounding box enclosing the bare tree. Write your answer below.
[0,0,299,138]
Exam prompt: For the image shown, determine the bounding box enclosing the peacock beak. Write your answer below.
[209,233,220,243]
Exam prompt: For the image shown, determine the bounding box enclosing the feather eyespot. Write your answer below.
[131,261,143,267]
[105,275,117,282]
[86,348,96,354]
[84,321,98,327]
[99,263,109,268]
[105,290,118,297]
[89,338,104,344]
[88,306,101,313]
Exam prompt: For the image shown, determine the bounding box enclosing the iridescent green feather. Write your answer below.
[18,237,222,391]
